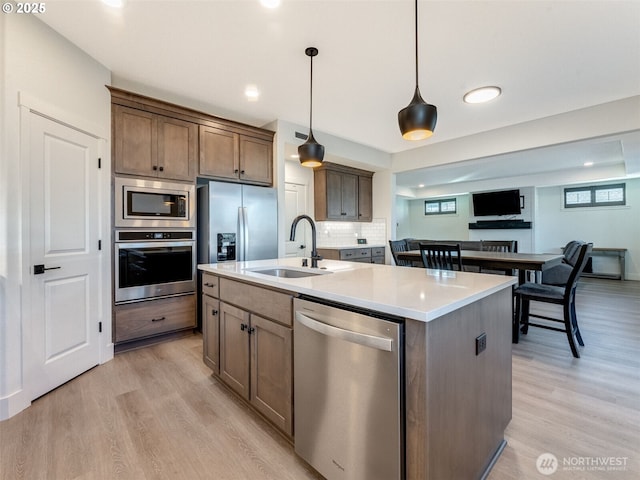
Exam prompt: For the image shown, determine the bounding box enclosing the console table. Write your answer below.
[582,247,627,281]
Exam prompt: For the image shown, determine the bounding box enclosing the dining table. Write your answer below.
[396,249,564,285]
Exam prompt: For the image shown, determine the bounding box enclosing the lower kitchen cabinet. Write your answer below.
[202,294,220,373]
[202,276,293,437]
[317,246,385,264]
[114,294,196,344]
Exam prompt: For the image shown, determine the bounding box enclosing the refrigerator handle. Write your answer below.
[239,206,249,261]
[237,206,244,262]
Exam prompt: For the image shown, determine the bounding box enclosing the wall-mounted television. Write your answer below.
[472,189,521,216]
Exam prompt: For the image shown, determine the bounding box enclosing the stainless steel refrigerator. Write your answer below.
[197,181,278,265]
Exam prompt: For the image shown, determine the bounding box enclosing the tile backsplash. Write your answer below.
[316,219,387,247]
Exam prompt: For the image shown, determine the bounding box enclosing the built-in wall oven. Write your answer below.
[115,230,196,304]
[115,177,196,229]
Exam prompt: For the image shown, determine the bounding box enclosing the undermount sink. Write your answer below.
[248,267,331,278]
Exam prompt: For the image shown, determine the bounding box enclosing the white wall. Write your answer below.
[406,194,471,241]
[1,15,111,419]
[536,179,639,280]
[399,181,639,279]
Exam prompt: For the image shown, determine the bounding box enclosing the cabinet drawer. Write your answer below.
[340,248,371,260]
[220,278,293,327]
[115,294,196,343]
[372,247,385,257]
[202,273,219,298]
[371,256,385,264]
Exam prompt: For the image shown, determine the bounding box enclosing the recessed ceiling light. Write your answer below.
[244,85,259,101]
[463,86,501,104]
[102,0,125,8]
[260,0,281,8]
[584,161,594,167]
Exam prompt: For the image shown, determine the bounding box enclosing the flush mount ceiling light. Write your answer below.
[260,0,281,8]
[102,0,125,8]
[398,0,438,141]
[463,86,502,104]
[298,47,325,168]
[244,84,260,101]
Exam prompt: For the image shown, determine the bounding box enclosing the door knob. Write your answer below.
[299,245,306,249]
[34,264,61,275]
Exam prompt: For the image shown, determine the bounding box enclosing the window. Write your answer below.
[564,183,626,208]
[425,198,457,215]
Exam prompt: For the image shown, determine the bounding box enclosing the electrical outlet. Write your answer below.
[476,333,487,355]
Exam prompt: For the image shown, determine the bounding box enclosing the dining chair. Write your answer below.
[389,239,413,267]
[419,243,462,271]
[480,240,517,275]
[542,240,585,286]
[513,242,593,358]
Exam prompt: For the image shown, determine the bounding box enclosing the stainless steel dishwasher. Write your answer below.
[294,296,404,480]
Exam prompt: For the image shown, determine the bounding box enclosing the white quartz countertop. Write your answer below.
[199,258,516,322]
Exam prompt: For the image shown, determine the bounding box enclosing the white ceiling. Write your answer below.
[38,0,640,189]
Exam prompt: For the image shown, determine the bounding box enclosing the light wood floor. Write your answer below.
[1,278,638,480]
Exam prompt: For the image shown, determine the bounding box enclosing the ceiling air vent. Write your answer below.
[295,131,309,140]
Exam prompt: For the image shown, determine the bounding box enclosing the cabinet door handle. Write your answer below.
[204,282,215,287]
[240,323,246,331]
[248,327,255,334]
[234,169,239,174]
[212,309,218,315]
[151,316,166,322]
[152,165,158,171]
[159,166,164,172]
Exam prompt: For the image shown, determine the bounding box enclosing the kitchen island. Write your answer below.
[199,258,516,480]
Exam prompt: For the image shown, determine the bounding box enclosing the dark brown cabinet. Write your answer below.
[202,276,293,436]
[113,104,197,181]
[202,273,220,373]
[314,162,373,222]
[317,246,385,264]
[199,125,273,185]
[114,294,196,345]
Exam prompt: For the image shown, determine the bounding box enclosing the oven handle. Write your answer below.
[114,240,195,249]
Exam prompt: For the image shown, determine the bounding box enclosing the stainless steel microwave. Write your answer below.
[115,177,196,229]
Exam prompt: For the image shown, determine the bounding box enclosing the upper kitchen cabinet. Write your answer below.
[199,125,273,186]
[108,87,274,185]
[112,104,197,182]
[314,162,374,222]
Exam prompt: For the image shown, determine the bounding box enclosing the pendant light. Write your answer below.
[398,0,437,140]
[298,47,325,168]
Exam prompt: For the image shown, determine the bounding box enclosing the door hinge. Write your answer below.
[98,321,102,333]
[98,157,101,169]
[98,239,102,250]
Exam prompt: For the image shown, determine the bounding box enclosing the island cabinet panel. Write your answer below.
[405,287,512,480]
[199,126,274,186]
[250,314,293,435]
[219,278,293,327]
[314,162,373,222]
[113,104,196,182]
[202,294,220,373]
[204,277,294,437]
[219,302,251,399]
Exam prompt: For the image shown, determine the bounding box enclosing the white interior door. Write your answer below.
[284,182,308,257]
[27,112,101,400]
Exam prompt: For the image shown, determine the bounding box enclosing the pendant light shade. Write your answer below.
[299,47,325,167]
[398,0,437,140]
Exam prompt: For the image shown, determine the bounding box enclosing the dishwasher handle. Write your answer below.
[295,311,393,352]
